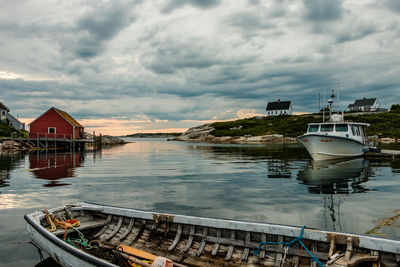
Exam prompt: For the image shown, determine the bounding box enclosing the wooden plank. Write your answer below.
[105,216,123,241]
[260,233,266,259]
[202,235,328,260]
[183,225,195,253]
[225,230,235,261]
[241,232,251,262]
[211,229,222,256]
[168,224,182,251]
[311,243,317,267]
[53,219,107,236]
[119,218,135,241]
[93,215,112,238]
[196,227,208,257]
[275,236,283,267]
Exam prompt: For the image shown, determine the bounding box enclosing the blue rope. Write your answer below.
[253,226,325,267]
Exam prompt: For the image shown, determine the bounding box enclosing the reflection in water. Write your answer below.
[29,151,84,187]
[0,151,25,189]
[297,158,371,194]
[267,159,292,178]
[297,158,372,231]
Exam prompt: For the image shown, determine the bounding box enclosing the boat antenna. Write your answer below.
[328,89,335,121]
[337,82,340,115]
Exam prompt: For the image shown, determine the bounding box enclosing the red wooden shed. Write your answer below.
[29,107,84,140]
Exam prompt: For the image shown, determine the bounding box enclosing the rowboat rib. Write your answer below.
[211,228,221,256]
[196,227,207,257]
[225,230,235,261]
[118,218,134,241]
[168,224,182,251]
[182,225,195,253]
[93,214,112,238]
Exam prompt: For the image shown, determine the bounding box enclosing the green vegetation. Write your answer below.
[390,104,400,113]
[0,122,28,138]
[211,112,400,139]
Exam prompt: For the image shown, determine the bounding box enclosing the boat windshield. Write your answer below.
[320,124,334,132]
[308,125,319,132]
[336,124,348,132]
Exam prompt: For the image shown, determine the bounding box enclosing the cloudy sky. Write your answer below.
[1,0,399,135]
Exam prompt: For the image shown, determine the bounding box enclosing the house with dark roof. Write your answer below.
[29,107,84,139]
[348,97,380,112]
[266,99,292,116]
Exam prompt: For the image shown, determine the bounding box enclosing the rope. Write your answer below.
[65,228,97,250]
[253,226,325,267]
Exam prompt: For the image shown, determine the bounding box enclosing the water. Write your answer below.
[0,138,399,266]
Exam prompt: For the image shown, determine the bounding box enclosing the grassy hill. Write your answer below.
[211,111,400,139]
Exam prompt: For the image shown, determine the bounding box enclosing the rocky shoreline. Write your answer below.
[173,124,396,144]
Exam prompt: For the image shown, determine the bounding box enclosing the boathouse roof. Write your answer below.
[29,107,83,128]
[348,97,377,108]
[0,102,10,112]
[266,100,291,111]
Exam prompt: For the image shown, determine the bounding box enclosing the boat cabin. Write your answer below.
[306,122,369,143]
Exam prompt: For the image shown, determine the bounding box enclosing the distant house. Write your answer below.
[348,97,380,112]
[0,102,10,123]
[266,99,292,116]
[8,113,25,131]
[29,107,84,140]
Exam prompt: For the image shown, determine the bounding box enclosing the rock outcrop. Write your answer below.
[83,133,126,145]
[174,124,298,144]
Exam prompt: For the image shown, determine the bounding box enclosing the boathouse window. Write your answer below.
[48,127,56,134]
[1,111,5,116]
[320,124,334,132]
[308,125,319,132]
[336,124,348,132]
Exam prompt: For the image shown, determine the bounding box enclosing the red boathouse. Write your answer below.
[29,107,84,140]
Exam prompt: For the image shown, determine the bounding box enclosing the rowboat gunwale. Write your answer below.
[25,202,400,267]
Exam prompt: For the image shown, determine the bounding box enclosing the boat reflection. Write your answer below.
[297,158,371,194]
[29,151,84,187]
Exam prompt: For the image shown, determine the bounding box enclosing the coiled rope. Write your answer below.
[253,226,325,267]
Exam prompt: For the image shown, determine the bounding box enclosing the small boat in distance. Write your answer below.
[25,202,400,266]
[297,90,371,161]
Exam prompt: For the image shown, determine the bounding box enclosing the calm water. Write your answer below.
[0,138,399,266]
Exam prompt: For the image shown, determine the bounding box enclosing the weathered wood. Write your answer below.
[274,236,283,267]
[183,225,195,253]
[53,219,107,236]
[130,220,146,243]
[311,243,317,267]
[105,216,123,241]
[371,250,379,267]
[241,232,251,262]
[225,230,235,261]
[168,224,182,251]
[196,227,208,257]
[93,215,112,238]
[203,235,329,260]
[119,218,135,241]
[259,233,266,259]
[211,229,222,256]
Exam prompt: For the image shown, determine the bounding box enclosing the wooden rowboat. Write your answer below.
[25,202,400,267]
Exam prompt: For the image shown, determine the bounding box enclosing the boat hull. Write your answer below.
[297,134,366,161]
[25,202,400,267]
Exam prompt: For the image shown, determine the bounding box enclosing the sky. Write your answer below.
[1,0,399,135]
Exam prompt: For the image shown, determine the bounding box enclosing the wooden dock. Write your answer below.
[365,149,400,159]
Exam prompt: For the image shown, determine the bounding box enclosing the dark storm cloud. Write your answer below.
[335,23,377,44]
[303,0,343,21]
[384,0,400,13]
[161,0,221,14]
[71,2,137,59]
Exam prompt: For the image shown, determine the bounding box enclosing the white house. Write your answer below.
[266,99,292,116]
[0,102,9,122]
[348,97,380,112]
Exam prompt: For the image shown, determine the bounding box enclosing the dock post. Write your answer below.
[37,133,39,148]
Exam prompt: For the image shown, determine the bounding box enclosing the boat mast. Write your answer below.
[328,89,335,122]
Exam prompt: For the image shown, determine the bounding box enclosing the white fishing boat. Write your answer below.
[25,202,400,267]
[297,90,371,161]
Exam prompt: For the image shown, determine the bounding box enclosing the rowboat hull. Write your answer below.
[25,202,400,267]
[297,134,366,161]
